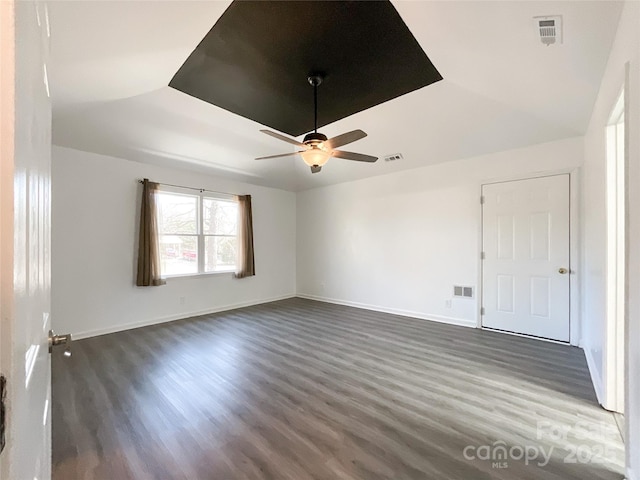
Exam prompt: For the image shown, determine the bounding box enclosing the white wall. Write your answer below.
[581,0,636,406]
[51,146,296,338]
[296,137,583,331]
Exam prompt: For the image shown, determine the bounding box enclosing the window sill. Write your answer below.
[163,270,236,280]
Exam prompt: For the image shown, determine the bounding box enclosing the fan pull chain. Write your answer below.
[314,83,318,133]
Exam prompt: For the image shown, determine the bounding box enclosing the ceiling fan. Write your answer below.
[256,75,378,174]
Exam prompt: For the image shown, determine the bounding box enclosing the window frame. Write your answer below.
[156,185,238,278]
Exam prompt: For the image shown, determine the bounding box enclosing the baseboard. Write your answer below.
[296,293,476,328]
[583,345,605,406]
[481,327,569,345]
[72,294,296,340]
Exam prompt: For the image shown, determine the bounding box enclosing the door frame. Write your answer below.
[603,77,627,414]
[477,169,580,346]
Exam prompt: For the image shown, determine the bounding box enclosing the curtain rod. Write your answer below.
[137,179,237,198]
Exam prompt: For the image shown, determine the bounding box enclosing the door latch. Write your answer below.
[48,330,72,357]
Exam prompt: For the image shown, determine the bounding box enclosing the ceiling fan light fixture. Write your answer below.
[256,74,377,169]
[300,146,331,167]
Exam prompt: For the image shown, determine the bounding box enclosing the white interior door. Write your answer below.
[0,1,52,479]
[481,174,570,342]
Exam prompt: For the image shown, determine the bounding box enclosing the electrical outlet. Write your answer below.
[445,299,452,309]
[179,296,185,305]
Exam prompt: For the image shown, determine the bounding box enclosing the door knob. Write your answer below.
[558,267,568,274]
[48,330,72,357]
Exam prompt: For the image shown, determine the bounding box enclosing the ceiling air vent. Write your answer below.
[534,16,562,46]
[384,153,403,162]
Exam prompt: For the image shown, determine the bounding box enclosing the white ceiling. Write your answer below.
[49,1,623,191]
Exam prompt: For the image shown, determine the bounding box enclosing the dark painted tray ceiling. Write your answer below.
[170,0,442,137]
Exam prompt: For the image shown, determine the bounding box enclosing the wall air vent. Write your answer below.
[534,15,562,46]
[454,286,474,298]
[384,153,403,162]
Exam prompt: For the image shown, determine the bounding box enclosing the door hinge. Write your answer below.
[481,251,485,260]
[0,375,6,454]
[480,195,485,204]
[480,307,485,315]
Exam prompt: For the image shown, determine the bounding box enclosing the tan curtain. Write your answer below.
[235,194,255,278]
[136,179,166,286]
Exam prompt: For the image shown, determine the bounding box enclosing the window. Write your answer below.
[156,188,238,276]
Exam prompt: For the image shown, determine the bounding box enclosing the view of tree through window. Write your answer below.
[203,197,238,272]
[156,190,238,276]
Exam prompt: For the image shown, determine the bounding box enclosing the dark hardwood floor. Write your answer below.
[52,298,624,479]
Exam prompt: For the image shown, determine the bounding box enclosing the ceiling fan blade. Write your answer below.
[325,129,367,149]
[255,151,303,160]
[260,129,306,147]
[332,150,378,163]
[310,165,322,174]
